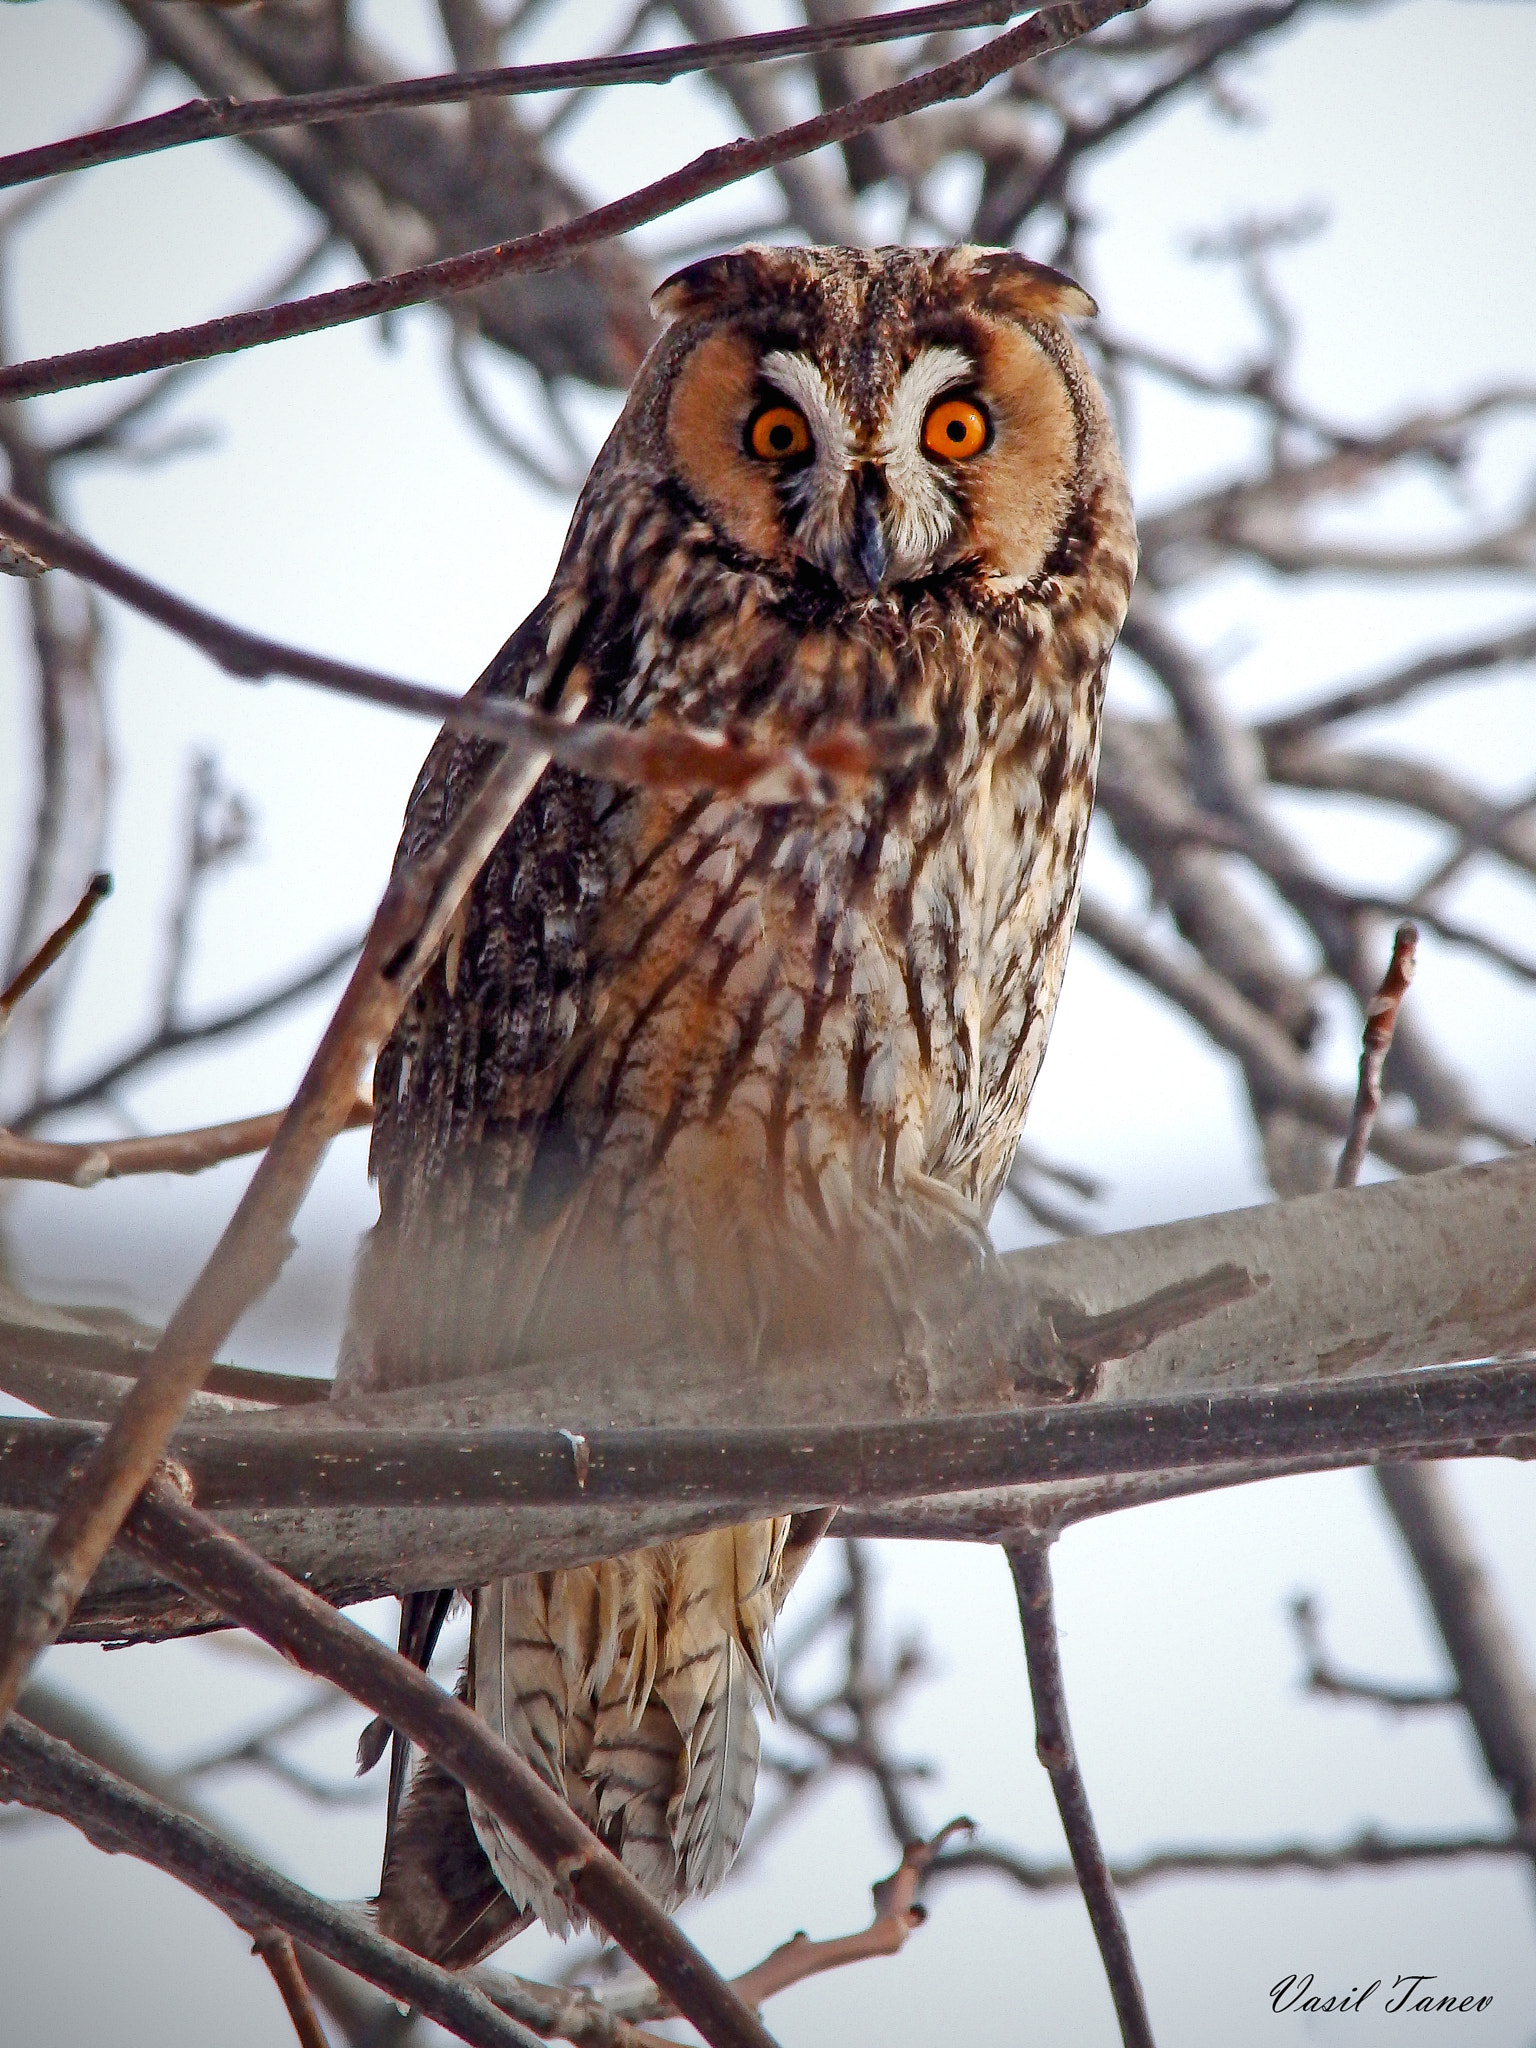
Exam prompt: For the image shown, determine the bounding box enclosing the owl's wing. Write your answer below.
[339,587,630,1396]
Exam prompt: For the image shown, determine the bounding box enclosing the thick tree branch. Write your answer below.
[1,1353,1531,1643]
[0,1715,557,2048]
[118,1480,778,2048]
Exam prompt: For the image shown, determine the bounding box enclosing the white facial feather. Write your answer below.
[758,344,976,585]
[759,350,857,578]
[759,351,851,482]
[878,345,974,579]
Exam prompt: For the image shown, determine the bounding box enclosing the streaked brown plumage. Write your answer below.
[338,243,1135,1962]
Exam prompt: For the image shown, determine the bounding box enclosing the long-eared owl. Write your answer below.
[339,243,1136,1964]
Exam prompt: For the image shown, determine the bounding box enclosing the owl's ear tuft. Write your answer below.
[652,247,785,323]
[962,250,1097,324]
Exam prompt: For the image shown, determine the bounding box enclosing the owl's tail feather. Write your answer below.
[654,1522,787,1896]
[591,1692,683,1901]
[466,1573,591,1934]
[381,1517,821,1955]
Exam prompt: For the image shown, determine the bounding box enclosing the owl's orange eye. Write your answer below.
[747,404,812,462]
[922,397,989,461]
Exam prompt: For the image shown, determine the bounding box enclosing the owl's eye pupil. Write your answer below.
[922,395,990,462]
[748,403,812,462]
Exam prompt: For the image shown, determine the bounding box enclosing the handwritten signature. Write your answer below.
[1271,1975,1493,2016]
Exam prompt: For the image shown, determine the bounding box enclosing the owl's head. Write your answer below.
[628,243,1114,601]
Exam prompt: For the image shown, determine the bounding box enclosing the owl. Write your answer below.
[338,243,1136,1965]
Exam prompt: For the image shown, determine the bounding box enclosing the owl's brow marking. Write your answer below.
[883,345,978,455]
[759,351,852,469]
[880,345,976,572]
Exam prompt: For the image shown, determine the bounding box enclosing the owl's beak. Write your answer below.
[850,468,890,593]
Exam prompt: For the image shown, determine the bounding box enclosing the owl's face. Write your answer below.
[636,244,1104,601]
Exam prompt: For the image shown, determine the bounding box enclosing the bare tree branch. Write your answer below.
[1256,618,1536,746]
[1375,1466,1536,1874]
[45,231,339,468]
[0,3,1040,192]
[1334,921,1417,1189]
[609,1821,974,2023]
[0,693,573,1715]
[13,1673,432,2046]
[16,932,364,1132]
[0,0,1145,406]
[0,872,111,1028]
[932,1824,1536,1893]
[0,491,929,812]
[253,1928,333,2048]
[1008,1542,1155,2048]
[0,1714,556,2048]
[1263,740,1536,887]
[119,1479,779,2048]
[0,1098,371,1187]
[0,347,113,1118]
[1075,895,1458,1175]
[4,1348,1532,1646]
[1288,1594,1460,1713]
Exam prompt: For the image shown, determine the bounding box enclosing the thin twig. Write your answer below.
[1008,1543,1155,2048]
[0,873,111,1028]
[253,1928,332,2048]
[17,934,365,1132]
[1289,1596,1459,1713]
[609,1820,974,2022]
[0,1098,372,1187]
[0,492,927,808]
[1334,922,1418,1190]
[931,1825,1536,1892]
[119,1480,778,2048]
[0,0,1144,405]
[0,3,1033,190]
[0,704,569,1718]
